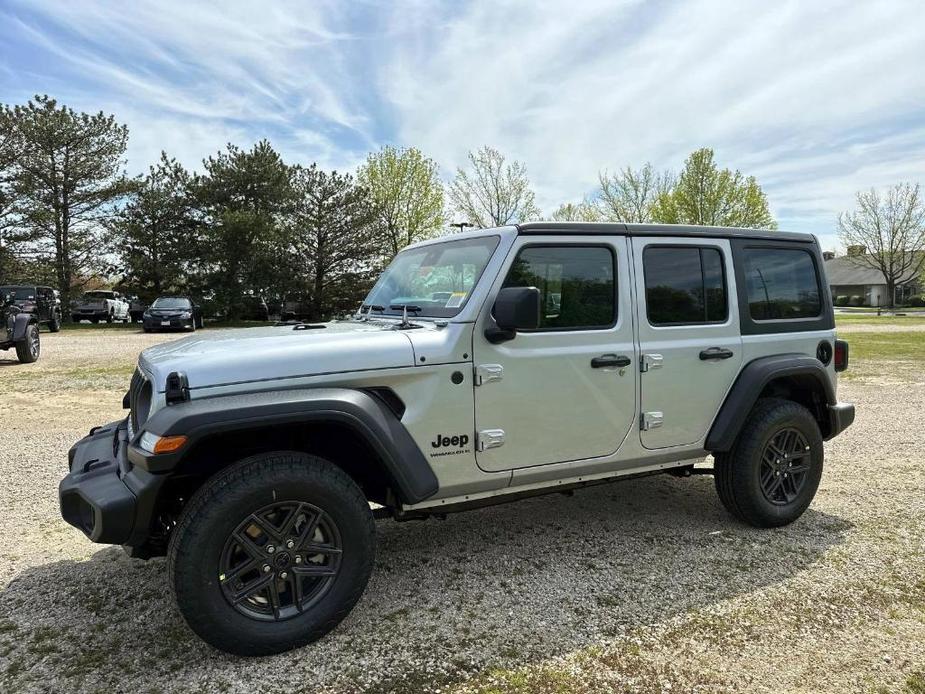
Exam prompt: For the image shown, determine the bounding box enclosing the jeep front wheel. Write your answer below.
[15,324,40,363]
[714,398,823,528]
[167,451,375,655]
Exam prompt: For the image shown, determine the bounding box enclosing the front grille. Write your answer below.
[127,369,151,439]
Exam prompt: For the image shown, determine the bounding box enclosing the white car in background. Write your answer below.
[71,290,130,324]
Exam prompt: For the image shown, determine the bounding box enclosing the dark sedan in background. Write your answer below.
[142,296,203,332]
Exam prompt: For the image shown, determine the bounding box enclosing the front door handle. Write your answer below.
[699,347,734,361]
[591,354,632,368]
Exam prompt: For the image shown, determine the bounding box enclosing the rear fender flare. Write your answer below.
[706,354,834,452]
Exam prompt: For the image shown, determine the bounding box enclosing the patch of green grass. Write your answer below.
[61,321,140,331]
[905,672,925,694]
[842,331,925,362]
[835,309,925,325]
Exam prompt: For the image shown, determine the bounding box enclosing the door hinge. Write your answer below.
[477,429,506,451]
[474,364,503,386]
[640,353,664,373]
[640,411,664,431]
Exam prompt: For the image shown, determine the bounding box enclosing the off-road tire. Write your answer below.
[714,398,823,528]
[49,314,61,332]
[15,324,40,363]
[167,451,376,656]
[106,311,113,324]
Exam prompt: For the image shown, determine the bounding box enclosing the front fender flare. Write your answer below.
[706,354,835,452]
[127,387,438,504]
[12,312,36,341]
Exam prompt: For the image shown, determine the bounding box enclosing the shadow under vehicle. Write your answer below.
[0,284,62,332]
[1,290,41,363]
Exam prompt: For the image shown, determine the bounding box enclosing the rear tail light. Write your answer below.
[834,339,849,372]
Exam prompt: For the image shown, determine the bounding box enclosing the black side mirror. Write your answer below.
[485,286,541,343]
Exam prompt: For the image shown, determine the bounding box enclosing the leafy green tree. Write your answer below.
[111,153,199,300]
[194,140,296,318]
[597,164,673,222]
[5,95,134,311]
[289,165,378,320]
[447,146,540,228]
[549,200,601,222]
[651,148,776,229]
[837,183,925,307]
[357,145,444,257]
[0,107,25,280]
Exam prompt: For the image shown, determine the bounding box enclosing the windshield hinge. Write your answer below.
[474,364,503,386]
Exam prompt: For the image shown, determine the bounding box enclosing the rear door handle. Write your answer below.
[591,354,632,368]
[699,347,734,361]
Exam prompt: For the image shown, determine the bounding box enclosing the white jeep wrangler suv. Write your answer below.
[59,222,854,655]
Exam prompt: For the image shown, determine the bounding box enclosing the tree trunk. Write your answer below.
[311,268,324,322]
[885,280,895,308]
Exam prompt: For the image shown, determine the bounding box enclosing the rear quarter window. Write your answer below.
[742,247,821,320]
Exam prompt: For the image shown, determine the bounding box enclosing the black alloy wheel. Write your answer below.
[759,427,811,505]
[219,501,343,621]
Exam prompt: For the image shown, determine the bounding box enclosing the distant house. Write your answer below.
[824,246,921,306]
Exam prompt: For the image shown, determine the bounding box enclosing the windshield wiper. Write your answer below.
[389,304,423,329]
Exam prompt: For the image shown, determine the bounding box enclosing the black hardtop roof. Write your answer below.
[516,221,815,244]
[0,284,53,290]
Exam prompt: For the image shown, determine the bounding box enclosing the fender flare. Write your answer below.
[12,311,37,341]
[126,387,439,504]
[705,354,834,452]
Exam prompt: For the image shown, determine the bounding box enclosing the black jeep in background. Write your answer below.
[0,285,61,332]
[1,292,41,363]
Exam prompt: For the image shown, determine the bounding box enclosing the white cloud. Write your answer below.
[381,0,925,246]
[3,0,924,249]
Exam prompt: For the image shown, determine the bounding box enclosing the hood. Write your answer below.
[139,319,426,392]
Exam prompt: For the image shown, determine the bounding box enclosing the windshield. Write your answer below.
[83,291,113,300]
[0,287,34,301]
[363,236,500,318]
[152,297,191,309]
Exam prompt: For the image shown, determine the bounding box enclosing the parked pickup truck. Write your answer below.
[71,290,130,324]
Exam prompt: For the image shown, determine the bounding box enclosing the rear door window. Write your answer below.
[742,248,821,320]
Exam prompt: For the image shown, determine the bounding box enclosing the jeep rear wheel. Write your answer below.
[15,324,40,363]
[49,314,61,332]
[167,451,375,655]
[714,398,823,528]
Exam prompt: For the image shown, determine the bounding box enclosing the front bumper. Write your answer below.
[73,310,109,320]
[143,316,194,330]
[827,401,856,439]
[59,419,166,548]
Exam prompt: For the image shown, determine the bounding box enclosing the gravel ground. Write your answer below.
[0,329,923,693]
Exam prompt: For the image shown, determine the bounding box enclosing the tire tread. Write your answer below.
[167,451,375,656]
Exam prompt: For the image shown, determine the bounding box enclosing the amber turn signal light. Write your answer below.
[152,435,188,454]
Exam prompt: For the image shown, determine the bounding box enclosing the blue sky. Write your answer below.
[2,0,924,250]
